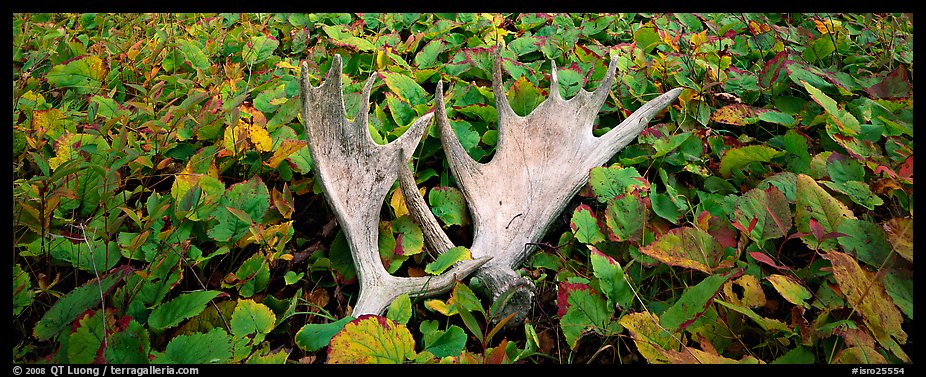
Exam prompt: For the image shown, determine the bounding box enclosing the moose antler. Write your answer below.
[299,55,490,316]
[398,52,683,324]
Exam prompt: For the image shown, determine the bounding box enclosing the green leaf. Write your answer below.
[836,218,892,268]
[633,25,660,53]
[327,315,417,364]
[772,347,815,364]
[653,132,693,158]
[321,24,374,51]
[826,154,865,183]
[45,55,104,93]
[570,204,606,245]
[425,246,471,275]
[208,176,270,243]
[801,80,860,136]
[233,253,270,297]
[386,293,412,325]
[33,266,130,341]
[757,110,797,127]
[67,309,106,364]
[414,39,445,68]
[559,289,621,349]
[13,264,34,317]
[283,271,304,285]
[177,39,210,70]
[660,270,739,332]
[428,186,470,227]
[148,290,222,331]
[588,165,647,203]
[732,185,793,246]
[242,35,279,65]
[604,194,646,242]
[294,316,354,352]
[719,145,784,178]
[651,192,683,224]
[392,215,424,256]
[420,321,467,358]
[795,174,856,250]
[507,75,545,116]
[381,71,428,106]
[153,328,232,364]
[881,270,912,320]
[106,320,151,363]
[821,180,883,211]
[590,249,634,309]
[45,233,120,273]
[230,299,277,342]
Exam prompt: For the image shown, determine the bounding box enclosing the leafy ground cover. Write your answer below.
[12,13,912,364]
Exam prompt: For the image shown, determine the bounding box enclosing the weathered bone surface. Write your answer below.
[399,53,683,324]
[299,55,490,317]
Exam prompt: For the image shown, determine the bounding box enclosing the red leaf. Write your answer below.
[748,251,792,271]
[556,282,591,318]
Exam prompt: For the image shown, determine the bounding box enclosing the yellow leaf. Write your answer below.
[264,139,307,169]
[766,274,811,309]
[619,311,680,364]
[327,315,416,364]
[722,274,766,308]
[823,250,909,362]
[248,123,273,152]
[658,346,763,364]
[389,186,426,218]
[275,60,299,71]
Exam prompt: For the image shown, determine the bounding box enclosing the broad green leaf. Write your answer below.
[414,39,445,68]
[639,227,726,274]
[781,130,811,174]
[428,186,470,227]
[560,289,621,349]
[230,299,276,342]
[719,145,784,178]
[507,75,545,116]
[242,35,279,65]
[660,270,739,332]
[45,55,105,93]
[381,71,428,106]
[652,132,692,158]
[633,25,660,53]
[283,271,304,285]
[67,309,106,364]
[733,185,793,246]
[327,315,417,364]
[794,174,856,250]
[420,321,467,358]
[233,253,270,297]
[588,165,648,203]
[757,110,797,127]
[13,263,34,317]
[208,176,270,243]
[321,24,374,51]
[766,274,811,309]
[881,270,913,320]
[328,230,357,283]
[821,180,883,211]
[33,266,130,340]
[801,80,860,136]
[392,215,424,256]
[651,192,683,224]
[425,246,471,275]
[246,348,291,364]
[570,204,606,245]
[772,347,815,364]
[590,249,633,309]
[176,300,237,336]
[294,316,354,352]
[836,218,892,268]
[604,193,646,242]
[619,311,679,364]
[826,154,865,183]
[386,293,412,325]
[823,251,908,362]
[177,39,210,70]
[106,320,151,364]
[153,328,232,364]
[148,290,222,330]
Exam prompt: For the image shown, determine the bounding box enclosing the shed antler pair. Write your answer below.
[300,52,682,319]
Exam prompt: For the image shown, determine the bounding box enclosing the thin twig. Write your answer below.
[78,224,108,364]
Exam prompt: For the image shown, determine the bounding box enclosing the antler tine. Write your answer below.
[396,149,456,254]
[593,87,684,163]
[548,59,560,101]
[434,80,482,192]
